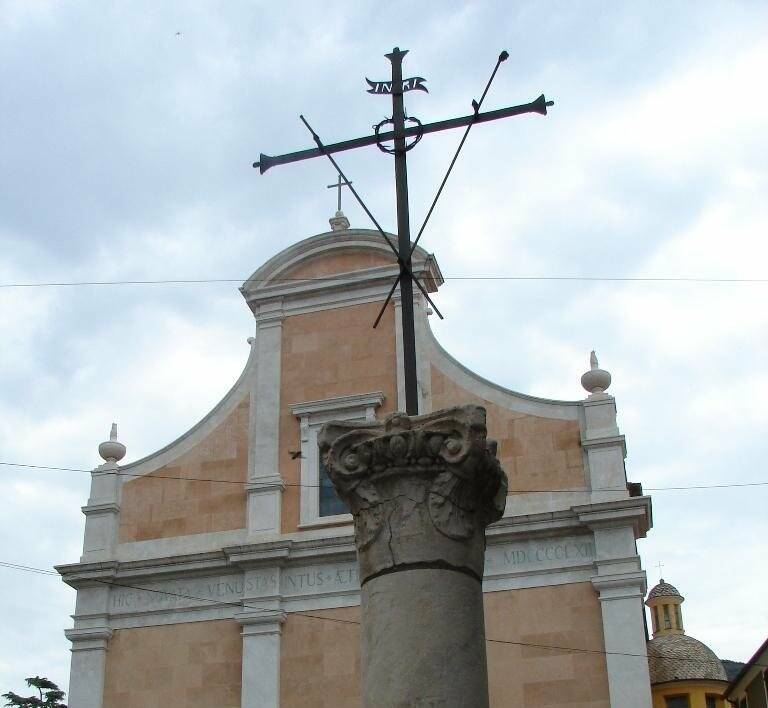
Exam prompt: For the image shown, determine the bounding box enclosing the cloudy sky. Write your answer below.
[1,0,766,696]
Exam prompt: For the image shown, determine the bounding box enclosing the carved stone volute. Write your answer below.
[318,405,507,584]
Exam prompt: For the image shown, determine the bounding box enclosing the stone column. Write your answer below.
[319,406,507,708]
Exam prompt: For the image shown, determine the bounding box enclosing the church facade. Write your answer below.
[58,223,654,708]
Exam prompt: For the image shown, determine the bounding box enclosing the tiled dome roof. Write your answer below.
[647,579,683,601]
[648,634,727,684]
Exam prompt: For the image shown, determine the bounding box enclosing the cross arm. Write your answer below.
[253,94,553,173]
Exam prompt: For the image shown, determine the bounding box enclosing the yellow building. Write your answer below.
[646,579,729,708]
[724,636,768,708]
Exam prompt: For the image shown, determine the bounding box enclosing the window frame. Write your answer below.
[290,392,384,528]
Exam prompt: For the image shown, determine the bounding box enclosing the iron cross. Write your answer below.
[253,47,553,415]
[326,174,353,212]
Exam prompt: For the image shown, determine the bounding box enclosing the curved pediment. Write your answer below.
[240,228,443,316]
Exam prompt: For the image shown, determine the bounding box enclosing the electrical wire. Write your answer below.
[1,560,763,669]
[1,461,766,494]
[2,275,767,288]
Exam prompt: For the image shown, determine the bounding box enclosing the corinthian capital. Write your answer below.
[318,406,507,584]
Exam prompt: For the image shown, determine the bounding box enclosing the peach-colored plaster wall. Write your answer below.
[486,583,610,707]
[119,399,249,542]
[282,249,393,280]
[279,301,398,533]
[280,605,362,708]
[103,620,242,708]
[431,366,586,493]
[278,583,608,708]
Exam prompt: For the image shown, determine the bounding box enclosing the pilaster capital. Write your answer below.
[235,609,287,636]
[246,475,286,494]
[254,301,285,328]
[81,502,120,516]
[591,570,648,600]
[580,434,626,456]
[574,496,652,538]
[65,626,113,651]
[319,405,507,584]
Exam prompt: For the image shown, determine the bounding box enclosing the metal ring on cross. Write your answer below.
[374,117,424,154]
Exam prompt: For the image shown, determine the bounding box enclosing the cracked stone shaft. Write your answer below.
[319,405,508,708]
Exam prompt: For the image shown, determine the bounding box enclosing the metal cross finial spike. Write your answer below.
[254,47,554,415]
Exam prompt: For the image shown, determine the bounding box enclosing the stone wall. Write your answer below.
[118,399,249,542]
[275,583,609,708]
[280,606,362,708]
[282,249,393,280]
[102,619,242,708]
[486,583,610,707]
[431,366,586,493]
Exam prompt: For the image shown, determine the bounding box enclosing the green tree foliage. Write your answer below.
[2,676,67,707]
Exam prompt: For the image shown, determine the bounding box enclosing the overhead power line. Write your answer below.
[2,275,767,288]
[1,560,763,669]
[1,461,766,494]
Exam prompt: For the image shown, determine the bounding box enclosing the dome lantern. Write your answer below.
[645,578,685,637]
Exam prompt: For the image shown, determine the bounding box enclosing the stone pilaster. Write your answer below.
[578,502,653,708]
[320,405,507,708]
[80,463,120,562]
[65,628,112,708]
[237,606,286,708]
[65,583,113,708]
[247,309,285,536]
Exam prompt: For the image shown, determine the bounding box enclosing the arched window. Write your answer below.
[663,604,672,629]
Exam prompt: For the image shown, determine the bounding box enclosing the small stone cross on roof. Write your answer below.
[327,174,353,213]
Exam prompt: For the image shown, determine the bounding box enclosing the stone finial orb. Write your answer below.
[580,350,612,395]
[98,422,126,463]
[329,210,350,231]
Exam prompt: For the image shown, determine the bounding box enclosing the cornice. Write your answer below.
[81,502,120,516]
[289,391,385,417]
[580,434,627,455]
[58,497,652,587]
[574,495,652,538]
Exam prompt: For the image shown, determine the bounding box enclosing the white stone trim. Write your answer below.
[64,586,112,708]
[241,230,441,320]
[591,571,653,708]
[290,392,384,527]
[58,498,648,625]
[247,315,285,536]
[242,230,441,293]
[236,609,286,708]
[114,528,248,563]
